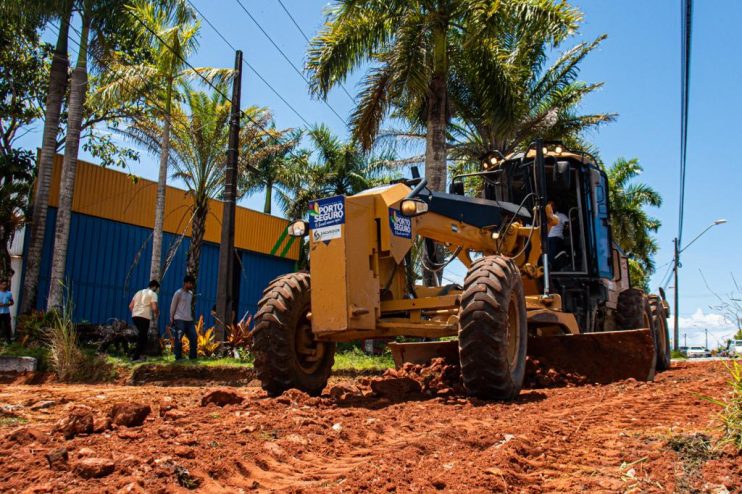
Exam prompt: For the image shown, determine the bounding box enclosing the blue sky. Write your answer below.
[25,1,741,347]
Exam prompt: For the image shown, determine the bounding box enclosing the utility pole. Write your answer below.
[705,328,708,350]
[215,50,242,342]
[673,237,680,351]
[683,333,687,348]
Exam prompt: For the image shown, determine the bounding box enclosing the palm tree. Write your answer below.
[98,0,231,283]
[276,124,393,219]
[15,0,74,313]
[447,34,615,163]
[605,157,662,290]
[238,117,301,215]
[307,0,580,193]
[48,0,137,309]
[119,85,289,286]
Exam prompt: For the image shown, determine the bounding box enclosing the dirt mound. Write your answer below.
[524,356,588,388]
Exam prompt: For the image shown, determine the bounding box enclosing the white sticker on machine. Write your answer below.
[312,224,342,242]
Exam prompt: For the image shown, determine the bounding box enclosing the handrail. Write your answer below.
[567,207,578,271]
[405,177,428,199]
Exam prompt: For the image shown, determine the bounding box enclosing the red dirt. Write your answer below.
[0,361,739,493]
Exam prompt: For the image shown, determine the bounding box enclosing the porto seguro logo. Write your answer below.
[389,208,412,239]
[308,196,345,229]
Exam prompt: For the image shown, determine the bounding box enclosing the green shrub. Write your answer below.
[712,361,742,451]
[47,307,83,382]
[15,310,56,347]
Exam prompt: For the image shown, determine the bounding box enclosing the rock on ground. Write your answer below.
[56,406,94,439]
[45,447,68,470]
[74,457,115,479]
[110,402,151,427]
[201,388,244,407]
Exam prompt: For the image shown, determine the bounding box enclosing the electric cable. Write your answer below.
[127,8,291,148]
[232,0,348,125]
[678,0,693,246]
[275,0,355,104]
[185,0,313,128]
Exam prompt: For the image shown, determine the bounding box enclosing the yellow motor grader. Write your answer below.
[251,140,671,399]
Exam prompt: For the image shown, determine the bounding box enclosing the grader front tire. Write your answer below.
[458,255,528,400]
[251,273,335,397]
[616,288,658,379]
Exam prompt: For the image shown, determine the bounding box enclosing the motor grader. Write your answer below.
[251,140,671,400]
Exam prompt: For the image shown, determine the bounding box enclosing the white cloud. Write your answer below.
[675,308,738,348]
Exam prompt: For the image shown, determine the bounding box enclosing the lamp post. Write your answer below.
[672,218,727,351]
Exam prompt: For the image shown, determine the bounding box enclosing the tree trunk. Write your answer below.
[149,83,173,282]
[424,27,448,193]
[47,17,90,311]
[186,200,208,284]
[263,179,272,214]
[20,7,71,313]
[423,23,448,286]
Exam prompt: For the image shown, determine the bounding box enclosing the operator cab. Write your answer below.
[450,145,618,332]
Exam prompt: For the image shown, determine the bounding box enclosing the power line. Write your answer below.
[275,0,356,104]
[127,7,286,148]
[678,0,693,246]
[232,0,348,125]
[185,0,312,128]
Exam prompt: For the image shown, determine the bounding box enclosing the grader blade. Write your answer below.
[527,328,656,384]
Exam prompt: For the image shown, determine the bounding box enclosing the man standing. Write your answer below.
[170,275,196,360]
[547,200,569,268]
[128,280,160,361]
[0,279,14,344]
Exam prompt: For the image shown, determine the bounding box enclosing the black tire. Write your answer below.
[616,288,647,330]
[616,288,657,379]
[649,295,671,371]
[251,273,335,397]
[458,255,528,400]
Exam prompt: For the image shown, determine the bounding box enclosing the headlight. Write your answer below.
[287,220,308,237]
[400,199,429,217]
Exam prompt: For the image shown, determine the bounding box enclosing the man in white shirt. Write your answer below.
[547,200,569,269]
[170,275,197,360]
[129,280,160,361]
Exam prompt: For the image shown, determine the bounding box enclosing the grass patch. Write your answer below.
[666,433,718,492]
[333,347,394,371]
[0,416,28,427]
[108,347,394,372]
[671,350,687,360]
[706,360,742,452]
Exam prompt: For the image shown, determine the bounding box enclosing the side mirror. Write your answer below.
[400,199,429,217]
[449,181,465,196]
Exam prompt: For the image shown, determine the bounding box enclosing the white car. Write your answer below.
[685,346,711,358]
[728,340,742,357]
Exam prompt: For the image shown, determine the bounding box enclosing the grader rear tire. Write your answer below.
[251,273,335,397]
[616,288,647,330]
[458,255,528,400]
[649,296,671,371]
[616,288,657,379]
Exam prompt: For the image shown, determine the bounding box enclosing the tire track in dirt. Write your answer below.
[0,361,738,493]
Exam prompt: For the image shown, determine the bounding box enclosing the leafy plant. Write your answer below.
[706,361,742,452]
[196,320,220,358]
[225,313,252,358]
[46,306,83,382]
[15,310,56,347]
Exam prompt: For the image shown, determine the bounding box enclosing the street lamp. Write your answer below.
[672,218,727,351]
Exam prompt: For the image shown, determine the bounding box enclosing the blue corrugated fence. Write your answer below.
[33,208,294,330]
